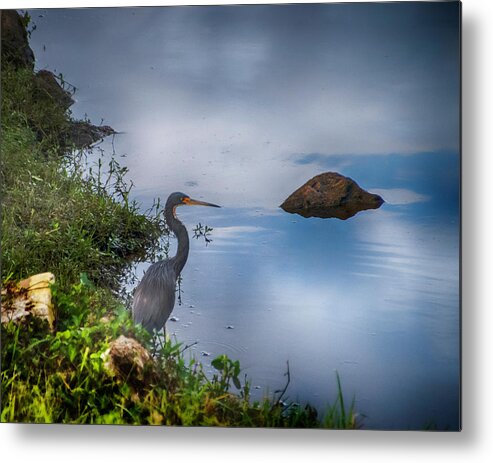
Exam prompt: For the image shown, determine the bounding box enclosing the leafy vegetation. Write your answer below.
[0,40,358,427]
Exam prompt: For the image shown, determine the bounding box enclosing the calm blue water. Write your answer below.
[130,151,460,430]
[28,4,460,430]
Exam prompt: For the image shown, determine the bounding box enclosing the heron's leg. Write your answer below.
[156,325,166,352]
[150,330,159,356]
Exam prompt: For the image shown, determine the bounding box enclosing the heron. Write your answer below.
[132,192,220,336]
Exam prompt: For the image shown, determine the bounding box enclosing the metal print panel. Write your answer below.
[0,1,461,430]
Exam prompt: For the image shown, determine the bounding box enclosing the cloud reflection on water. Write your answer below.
[30,4,459,215]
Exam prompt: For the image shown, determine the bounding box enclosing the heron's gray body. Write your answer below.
[131,192,219,334]
[132,259,178,332]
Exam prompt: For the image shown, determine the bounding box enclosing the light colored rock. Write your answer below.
[1,272,56,331]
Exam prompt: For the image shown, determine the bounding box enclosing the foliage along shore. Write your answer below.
[0,10,358,427]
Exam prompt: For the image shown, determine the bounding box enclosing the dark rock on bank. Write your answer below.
[1,10,116,150]
[68,121,116,148]
[33,70,75,110]
[1,10,35,69]
[280,172,384,220]
[33,71,116,148]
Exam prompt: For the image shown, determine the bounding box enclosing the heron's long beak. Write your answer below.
[186,198,221,208]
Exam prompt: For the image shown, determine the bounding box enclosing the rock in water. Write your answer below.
[280,172,384,220]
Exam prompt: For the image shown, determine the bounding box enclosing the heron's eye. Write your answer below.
[182,196,190,204]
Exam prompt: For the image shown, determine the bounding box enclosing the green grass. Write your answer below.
[1,64,71,154]
[0,60,359,427]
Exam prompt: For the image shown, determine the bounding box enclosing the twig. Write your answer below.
[271,360,290,411]
[179,341,198,355]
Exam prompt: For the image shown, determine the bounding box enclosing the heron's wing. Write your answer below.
[132,261,176,332]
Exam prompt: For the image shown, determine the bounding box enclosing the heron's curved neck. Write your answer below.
[165,205,189,275]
